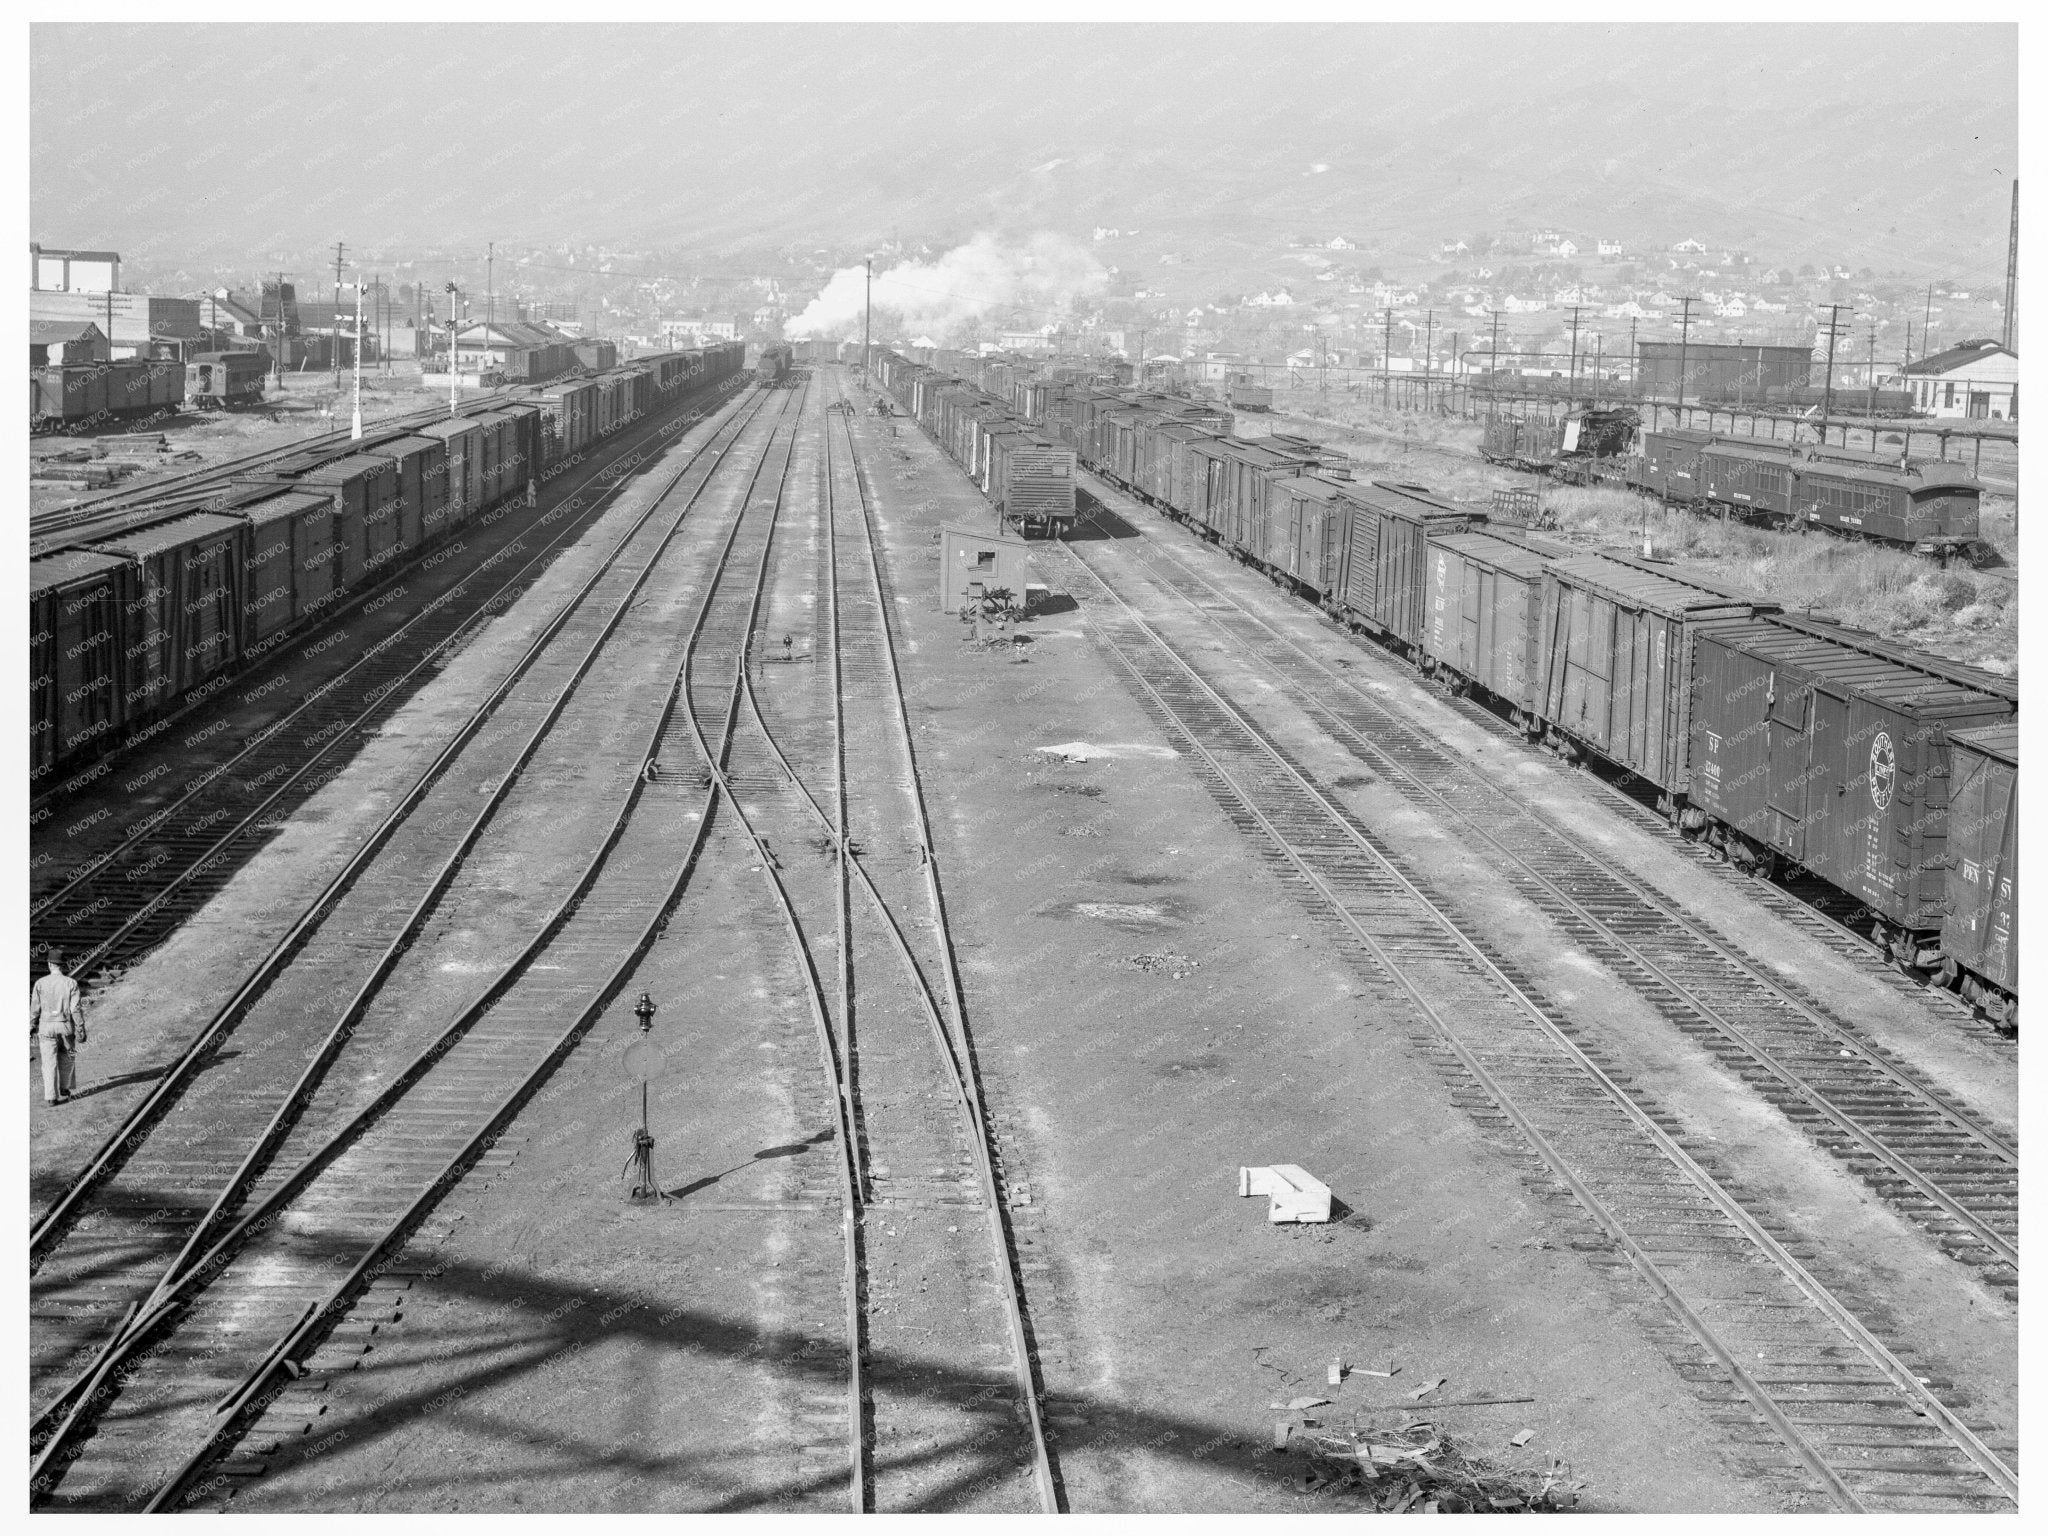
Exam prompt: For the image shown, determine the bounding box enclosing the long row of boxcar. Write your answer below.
[869,351,1082,536]
[888,350,2018,1029]
[30,342,745,789]
[1481,410,1985,557]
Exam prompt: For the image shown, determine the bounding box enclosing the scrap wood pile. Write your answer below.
[1285,1420,1582,1512]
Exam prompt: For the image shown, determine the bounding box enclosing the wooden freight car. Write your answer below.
[186,350,268,409]
[93,511,248,724]
[1685,618,2014,952]
[1421,528,1571,725]
[1329,481,1480,653]
[1536,554,1772,801]
[30,550,132,778]
[1943,722,2016,1023]
[240,490,342,644]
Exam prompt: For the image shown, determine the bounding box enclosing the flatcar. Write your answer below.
[919,350,2019,1026]
[185,350,269,409]
[30,342,746,786]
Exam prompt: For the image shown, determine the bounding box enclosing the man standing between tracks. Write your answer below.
[32,952,85,1106]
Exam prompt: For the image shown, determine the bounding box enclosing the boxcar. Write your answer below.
[1331,481,1480,651]
[1633,428,1712,502]
[30,550,133,777]
[985,429,1076,536]
[92,511,248,722]
[1537,554,1769,796]
[366,435,449,550]
[1943,722,2016,1020]
[1268,476,1353,597]
[294,454,403,588]
[1686,619,2014,944]
[1788,455,1980,552]
[1422,529,1565,723]
[495,402,545,498]
[418,417,484,526]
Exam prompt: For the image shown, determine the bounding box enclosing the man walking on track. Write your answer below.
[32,952,85,1106]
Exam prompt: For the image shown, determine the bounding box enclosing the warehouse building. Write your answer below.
[1888,339,2019,421]
[1635,341,1811,401]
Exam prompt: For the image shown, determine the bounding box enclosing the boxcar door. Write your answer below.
[1764,678,1812,863]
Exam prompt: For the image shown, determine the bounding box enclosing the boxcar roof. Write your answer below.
[241,490,336,526]
[1951,721,2018,762]
[93,509,246,559]
[1472,524,1574,561]
[297,452,399,482]
[1702,618,2014,717]
[1766,613,2019,701]
[1352,480,1470,522]
[30,548,129,595]
[1432,529,1555,577]
[1547,553,1767,616]
[415,417,482,440]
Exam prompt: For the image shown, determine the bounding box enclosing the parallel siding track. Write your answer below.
[1048,525,2016,1513]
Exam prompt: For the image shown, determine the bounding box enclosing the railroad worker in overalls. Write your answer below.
[32,952,85,1107]
[527,479,539,508]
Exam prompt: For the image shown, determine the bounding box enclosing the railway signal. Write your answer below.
[625,991,668,1203]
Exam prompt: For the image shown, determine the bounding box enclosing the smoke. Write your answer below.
[784,233,1107,345]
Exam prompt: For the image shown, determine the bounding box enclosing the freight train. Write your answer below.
[891,349,2019,1030]
[1481,409,1983,558]
[30,341,746,789]
[32,357,186,431]
[869,350,1080,537]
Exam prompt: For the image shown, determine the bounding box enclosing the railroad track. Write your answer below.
[696,380,1059,1509]
[29,380,748,978]
[28,383,803,1510]
[1046,530,2016,1513]
[30,384,542,556]
[1067,489,2017,1297]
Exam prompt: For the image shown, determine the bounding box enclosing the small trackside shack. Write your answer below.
[1943,722,2016,1005]
[1537,553,1771,796]
[1685,618,2014,938]
[938,519,1036,615]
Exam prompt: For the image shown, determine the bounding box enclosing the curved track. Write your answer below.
[1045,522,2015,1513]
[698,379,1060,1509]
[29,383,799,1510]
[1071,487,2017,1294]
[29,380,746,975]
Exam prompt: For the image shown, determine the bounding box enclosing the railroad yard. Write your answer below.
[26,366,2018,1513]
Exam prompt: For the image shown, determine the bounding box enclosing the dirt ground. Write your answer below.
[32,370,2010,1513]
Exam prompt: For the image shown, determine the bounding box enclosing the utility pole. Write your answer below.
[1922,285,1934,360]
[1818,303,1849,439]
[1674,296,1696,423]
[1423,309,1436,395]
[1135,327,1146,387]
[332,241,346,390]
[1382,309,1393,408]
[270,270,292,387]
[446,281,460,417]
[486,241,494,342]
[2003,179,2019,350]
[351,276,364,440]
[1627,315,1638,398]
[1488,309,1503,384]
[1866,320,1880,416]
[862,256,872,382]
[1565,305,1585,402]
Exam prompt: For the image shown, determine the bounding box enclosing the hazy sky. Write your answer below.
[31,24,2017,280]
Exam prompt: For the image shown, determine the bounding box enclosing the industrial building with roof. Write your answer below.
[1887,339,2019,421]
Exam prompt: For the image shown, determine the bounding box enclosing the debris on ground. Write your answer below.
[1125,951,1198,975]
[1239,1164,1332,1223]
[1285,1420,1583,1511]
[1407,1375,1448,1401]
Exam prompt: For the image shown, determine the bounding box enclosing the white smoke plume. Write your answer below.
[784,233,1107,345]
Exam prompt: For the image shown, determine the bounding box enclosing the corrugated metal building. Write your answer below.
[1636,341,1811,402]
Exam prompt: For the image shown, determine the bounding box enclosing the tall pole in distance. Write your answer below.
[351,277,364,440]
[2003,179,2019,350]
[1566,305,1584,402]
[1674,296,1696,425]
[332,241,345,390]
[1923,285,1934,360]
[1423,310,1436,404]
[862,257,872,381]
[1818,303,1848,442]
[1866,320,1880,416]
[446,281,460,418]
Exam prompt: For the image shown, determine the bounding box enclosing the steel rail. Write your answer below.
[836,399,1062,1512]
[1076,496,2019,1271]
[30,381,746,969]
[1059,540,2017,1509]
[34,384,805,1510]
[28,385,767,1271]
[135,382,814,1514]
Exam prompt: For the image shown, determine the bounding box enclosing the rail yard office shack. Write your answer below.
[939,519,1036,615]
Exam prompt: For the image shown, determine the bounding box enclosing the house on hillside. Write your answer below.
[1327,235,1357,250]
[1247,289,1298,307]
[1550,239,1579,259]
[1673,238,1707,254]
[1597,238,1625,258]
[1889,339,2019,419]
